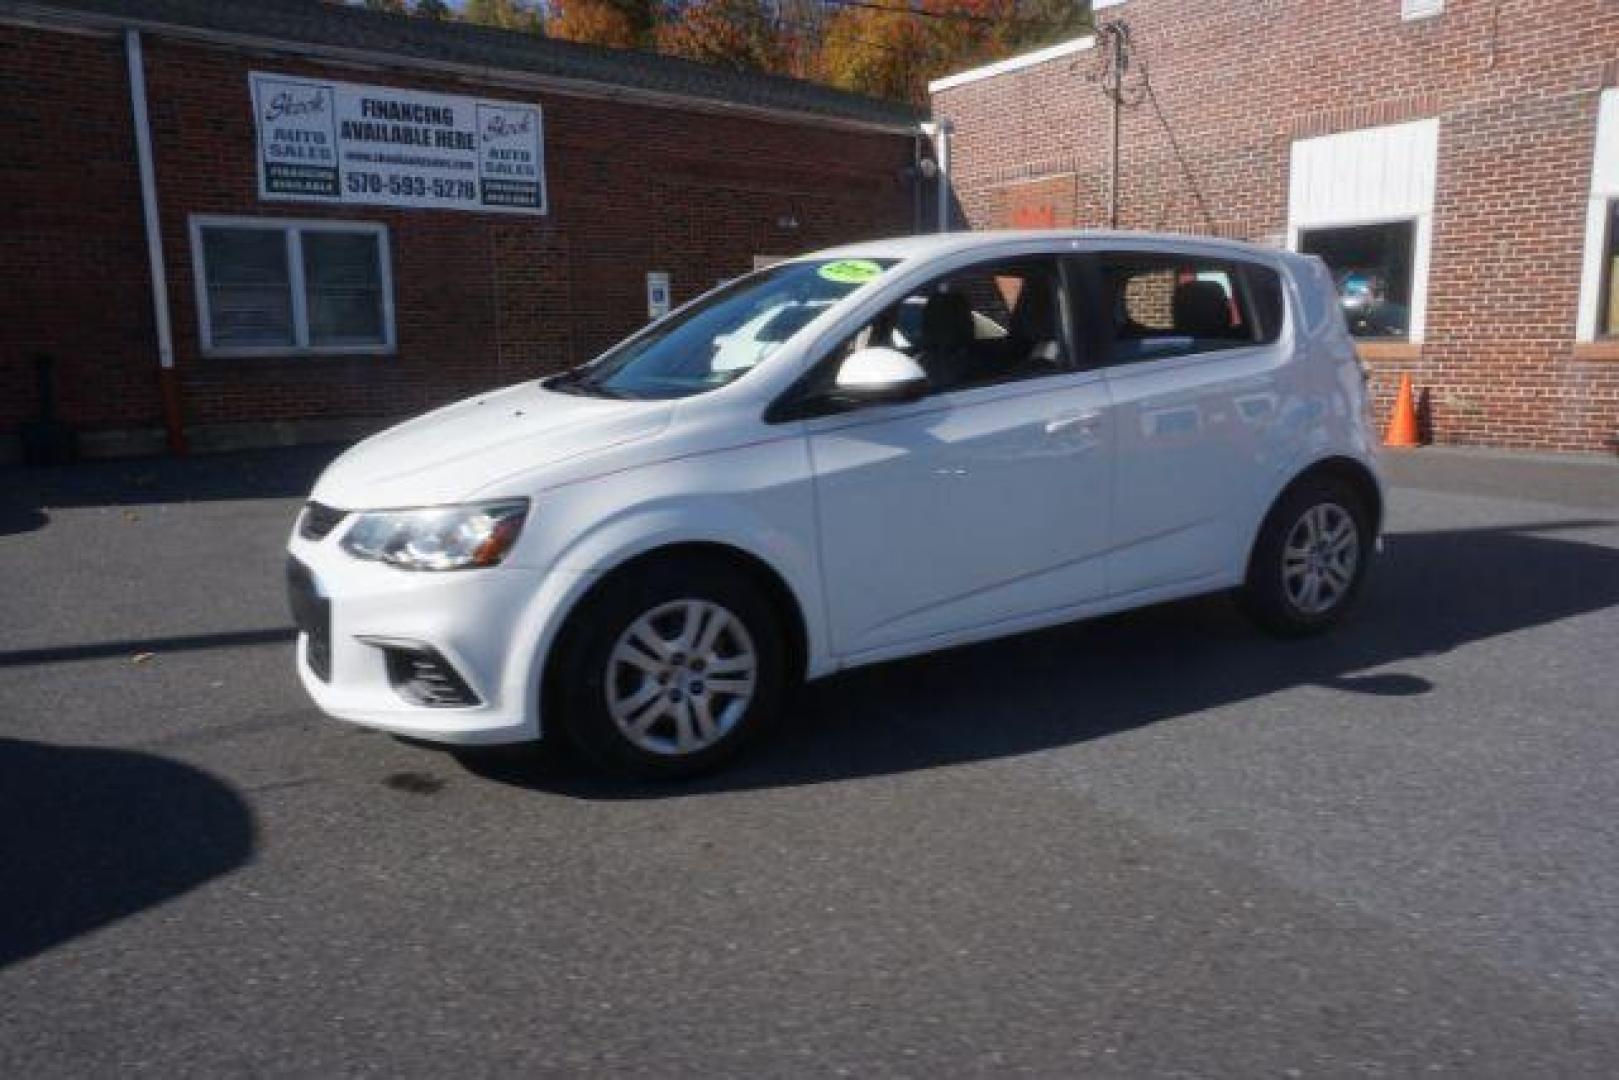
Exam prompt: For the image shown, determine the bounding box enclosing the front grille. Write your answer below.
[378,643,481,708]
[299,502,347,541]
[286,558,332,681]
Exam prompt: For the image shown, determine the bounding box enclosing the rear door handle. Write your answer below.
[1045,410,1102,436]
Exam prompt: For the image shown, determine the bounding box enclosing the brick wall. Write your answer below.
[0,22,913,444]
[0,27,159,435]
[932,0,1619,454]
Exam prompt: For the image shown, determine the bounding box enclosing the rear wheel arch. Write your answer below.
[1255,455,1383,556]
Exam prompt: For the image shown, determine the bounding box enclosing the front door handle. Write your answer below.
[1045,410,1102,436]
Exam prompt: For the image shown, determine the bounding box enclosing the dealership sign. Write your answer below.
[249,72,546,215]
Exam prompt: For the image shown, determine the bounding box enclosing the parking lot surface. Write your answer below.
[3,446,1619,1076]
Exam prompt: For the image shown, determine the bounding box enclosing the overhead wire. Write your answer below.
[1080,18,1216,233]
[816,0,1000,26]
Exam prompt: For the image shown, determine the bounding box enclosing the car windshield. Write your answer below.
[548,258,896,401]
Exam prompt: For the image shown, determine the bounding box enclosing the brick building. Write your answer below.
[1,0,918,459]
[930,0,1619,453]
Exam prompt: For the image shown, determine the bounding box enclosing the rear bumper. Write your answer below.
[287,533,598,746]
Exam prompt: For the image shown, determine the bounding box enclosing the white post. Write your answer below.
[935,119,952,233]
[126,30,174,370]
[126,29,185,453]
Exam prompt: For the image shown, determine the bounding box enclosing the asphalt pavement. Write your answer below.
[2,445,1618,1076]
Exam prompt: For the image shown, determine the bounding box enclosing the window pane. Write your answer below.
[882,259,1067,394]
[302,231,385,346]
[1603,202,1619,338]
[1120,268,1177,331]
[1100,255,1257,363]
[202,227,293,348]
[1298,221,1414,339]
[578,259,897,401]
[1247,265,1286,341]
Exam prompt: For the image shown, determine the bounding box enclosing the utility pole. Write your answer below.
[1109,28,1121,229]
[1098,21,1131,230]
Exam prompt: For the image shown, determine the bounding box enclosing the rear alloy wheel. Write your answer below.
[1242,477,1371,636]
[557,560,785,779]
[1281,502,1360,616]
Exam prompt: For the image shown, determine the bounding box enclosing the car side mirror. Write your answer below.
[831,347,928,406]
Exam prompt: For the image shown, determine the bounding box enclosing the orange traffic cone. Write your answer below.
[1383,373,1421,448]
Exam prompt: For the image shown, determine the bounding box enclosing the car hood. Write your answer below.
[310,382,673,509]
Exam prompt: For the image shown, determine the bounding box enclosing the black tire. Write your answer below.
[553,556,787,780]
[1241,475,1372,637]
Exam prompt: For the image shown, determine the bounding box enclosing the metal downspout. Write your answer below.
[125,29,186,455]
[919,120,953,234]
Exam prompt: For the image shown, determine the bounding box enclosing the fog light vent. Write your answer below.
[299,502,348,541]
[370,640,481,708]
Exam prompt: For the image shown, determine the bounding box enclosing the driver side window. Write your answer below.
[858,257,1072,396]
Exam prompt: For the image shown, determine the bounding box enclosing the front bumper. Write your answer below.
[286,529,596,746]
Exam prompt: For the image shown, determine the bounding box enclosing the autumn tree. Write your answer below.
[657,0,788,73]
[819,0,1087,104]
[776,0,830,80]
[548,0,658,49]
[460,0,545,32]
[340,0,1086,105]
[1002,0,1089,50]
[818,3,930,103]
[817,0,996,104]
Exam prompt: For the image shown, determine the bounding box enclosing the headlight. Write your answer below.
[340,500,529,571]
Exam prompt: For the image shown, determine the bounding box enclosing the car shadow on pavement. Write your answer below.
[0,444,342,537]
[0,738,255,968]
[456,519,1619,798]
[0,627,295,669]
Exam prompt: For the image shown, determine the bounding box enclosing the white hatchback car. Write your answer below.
[289,231,1382,777]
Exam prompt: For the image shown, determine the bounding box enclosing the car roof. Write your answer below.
[800,230,1291,265]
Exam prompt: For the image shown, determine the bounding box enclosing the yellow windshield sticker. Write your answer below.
[816,259,884,285]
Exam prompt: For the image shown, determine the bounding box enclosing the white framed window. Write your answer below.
[1577,90,1619,343]
[189,216,395,357]
[1402,0,1443,20]
[1287,118,1439,343]
[1298,220,1418,340]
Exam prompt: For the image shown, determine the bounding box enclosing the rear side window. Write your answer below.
[1099,253,1284,364]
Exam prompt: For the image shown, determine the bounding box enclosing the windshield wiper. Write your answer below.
[544,368,596,395]
[544,369,638,400]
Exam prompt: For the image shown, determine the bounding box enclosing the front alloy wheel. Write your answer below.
[606,600,758,756]
[557,557,786,779]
